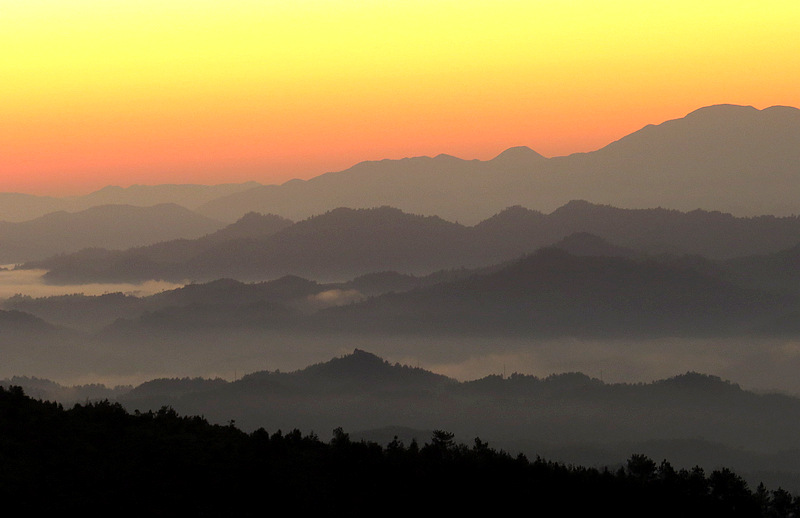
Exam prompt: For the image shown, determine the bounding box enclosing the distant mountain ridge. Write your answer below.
[2,105,797,226]
[310,247,787,337]
[24,201,800,284]
[194,104,800,223]
[0,204,226,263]
[0,182,260,223]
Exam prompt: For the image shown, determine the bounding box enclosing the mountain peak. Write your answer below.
[684,104,759,118]
[549,200,605,216]
[491,146,546,163]
[296,349,454,389]
[665,103,799,128]
[433,153,463,161]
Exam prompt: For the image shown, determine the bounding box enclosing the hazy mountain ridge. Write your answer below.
[0,308,59,333]
[3,292,146,332]
[194,104,800,223]
[311,248,788,338]
[1,266,482,332]
[0,203,226,263]
[7,237,798,338]
[5,105,795,227]
[0,182,261,223]
[21,202,800,285]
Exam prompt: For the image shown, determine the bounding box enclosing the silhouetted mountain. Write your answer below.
[182,206,473,281]
[313,248,789,337]
[4,105,797,231]
[24,202,800,284]
[10,383,793,516]
[0,375,130,404]
[72,182,262,211]
[3,268,486,332]
[21,211,292,283]
[114,276,327,329]
[199,211,293,243]
[105,298,299,336]
[148,276,322,307]
[195,105,800,223]
[0,204,225,263]
[563,105,800,215]
[237,349,455,395]
[3,292,146,332]
[32,207,476,283]
[0,193,66,224]
[106,349,800,493]
[0,309,57,333]
[0,182,260,223]
[538,200,800,258]
[122,376,227,400]
[196,152,544,223]
[82,249,791,339]
[0,309,87,382]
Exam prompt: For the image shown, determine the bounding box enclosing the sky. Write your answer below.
[2,0,799,196]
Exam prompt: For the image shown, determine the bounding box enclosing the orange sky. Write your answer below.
[2,1,799,196]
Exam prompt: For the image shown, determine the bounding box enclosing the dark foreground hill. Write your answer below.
[3,384,797,516]
[115,350,800,458]
[111,350,800,492]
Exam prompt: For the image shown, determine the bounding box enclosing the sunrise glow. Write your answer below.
[2,0,799,195]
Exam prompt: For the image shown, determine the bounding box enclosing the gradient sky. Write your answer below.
[3,0,799,196]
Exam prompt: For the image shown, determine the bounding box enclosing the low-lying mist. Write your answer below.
[0,267,184,300]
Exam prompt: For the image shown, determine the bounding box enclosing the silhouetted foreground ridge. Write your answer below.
[2,386,797,516]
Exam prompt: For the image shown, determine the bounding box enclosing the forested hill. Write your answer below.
[2,384,796,516]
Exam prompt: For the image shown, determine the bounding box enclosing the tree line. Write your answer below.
[1,385,798,516]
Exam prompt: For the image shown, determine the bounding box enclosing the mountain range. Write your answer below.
[0,182,260,223]
[7,237,797,340]
[0,204,226,263]
[2,104,798,228]
[21,202,800,284]
[193,104,800,223]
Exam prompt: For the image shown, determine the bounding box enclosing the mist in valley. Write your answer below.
[0,267,184,300]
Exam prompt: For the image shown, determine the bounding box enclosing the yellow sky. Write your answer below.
[2,0,799,195]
